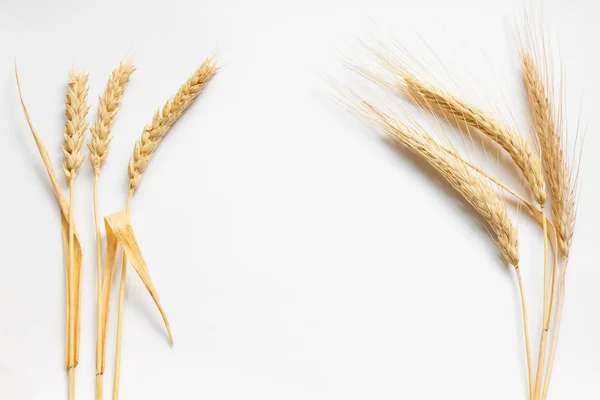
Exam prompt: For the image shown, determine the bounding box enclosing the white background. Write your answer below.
[0,0,598,399]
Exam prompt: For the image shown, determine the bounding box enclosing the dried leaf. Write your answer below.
[15,65,83,368]
[104,211,174,345]
[60,215,82,366]
[96,213,120,374]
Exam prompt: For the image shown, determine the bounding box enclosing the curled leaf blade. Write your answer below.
[104,211,174,345]
[96,215,120,374]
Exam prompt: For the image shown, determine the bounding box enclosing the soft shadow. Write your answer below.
[382,136,512,273]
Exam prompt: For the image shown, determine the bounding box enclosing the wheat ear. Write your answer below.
[128,57,219,191]
[520,54,576,260]
[63,69,89,180]
[398,73,546,208]
[521,49,577,400]
[62,67,89,400]
[112,57,218,400]
[89,61,135,171]
[89,60,135,400]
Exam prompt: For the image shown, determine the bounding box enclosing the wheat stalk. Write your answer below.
[89,60,135,400]
[520,45,577,400]
[348,98,534,393]
[520,50,553,400]
[128,57,219,191]
[15,64,85,400]
[519,51,559,400]
[62,67,89,400]
[112,56,218,400]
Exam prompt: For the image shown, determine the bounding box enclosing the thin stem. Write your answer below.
[443,148,532,207]
[68,180,76,362]
[93,172,104,400]
[542,208,549,325]
[112,257,126,400]
[65,219,71,369]
[112,190,134,400]
[547,236,559,328]
[68,367,75,400]
[515,265,534,400]
[533,208,550,400]
[68,179,75,400]
[541,258,568,400]
[96,374,102,400]
[534,331,549,400]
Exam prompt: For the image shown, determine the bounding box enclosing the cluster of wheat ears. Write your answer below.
[342,27,579,399]
[15,56,218,400]
[11,19,582,400]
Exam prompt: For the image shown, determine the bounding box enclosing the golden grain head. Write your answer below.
[62,68,90,180]
[128,57,219,191]
[355,99,520,266]
[398,73,547,207]
[520,52,576,258]
[89,61,136,171]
